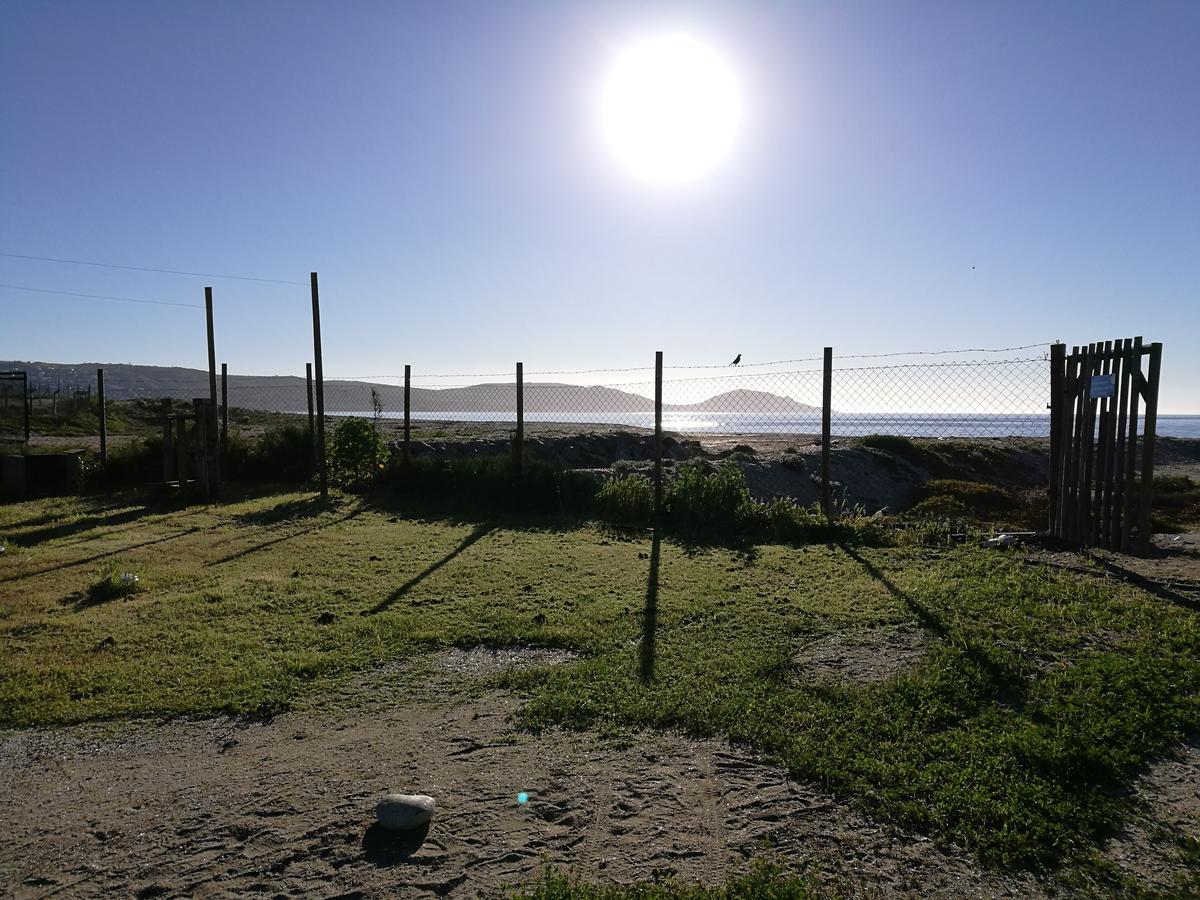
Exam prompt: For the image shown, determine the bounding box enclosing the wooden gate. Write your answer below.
[1049,339,1162,553]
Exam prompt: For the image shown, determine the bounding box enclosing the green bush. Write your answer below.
[910,479,1017,517]
[383,454,598,515]
[83,437,162,490]
[225,424,313,485]
[596,473,654,524]
[327,417,385,487]
[665,460,749,535]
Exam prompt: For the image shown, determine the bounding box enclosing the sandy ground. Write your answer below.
[0,649,1050,899]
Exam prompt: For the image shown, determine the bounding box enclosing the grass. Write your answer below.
[1,488,1197,884]
[513,859,825,899]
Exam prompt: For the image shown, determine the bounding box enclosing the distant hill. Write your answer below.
[672,390,820,414]
[0,361,812,417]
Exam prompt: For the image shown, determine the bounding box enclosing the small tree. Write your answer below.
[328,417,385,487]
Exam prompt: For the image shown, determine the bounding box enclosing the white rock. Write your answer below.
[376,793,435,830]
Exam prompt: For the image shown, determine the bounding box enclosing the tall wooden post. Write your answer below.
[1137,342,1163,554]
[205,287,220,498]
[654,351,663,524]
[821,346,833,520]
[97,368,107,464]
[22,375,30,443]
[403,364,411,465]
[311,273,328,498]
[220,363,228,452]
[514,362,524,476]
[1048,343,1065,532]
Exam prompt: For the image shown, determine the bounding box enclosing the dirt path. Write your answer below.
[0,651,1046,899]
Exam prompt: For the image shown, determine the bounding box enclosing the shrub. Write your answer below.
[225,424,313,485]
[383,454,598,515]
[596,473,654,524]
[327,417,385,487]
[910,479,1017,517]
[83,437,162,490]
[665,460,749,535]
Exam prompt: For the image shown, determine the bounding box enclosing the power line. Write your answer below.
[0,282,203,309]
[0,251,307,286]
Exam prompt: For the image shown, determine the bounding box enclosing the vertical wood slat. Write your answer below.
[1137,342,1163,554]
[1101,340,1123,546]
[1092,340,1113,546]
[1110,338,1133,549]
[1121,337,1144,552]
[1071,344,1095,544]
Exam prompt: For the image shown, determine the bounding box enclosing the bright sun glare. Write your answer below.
[600,34,742,185]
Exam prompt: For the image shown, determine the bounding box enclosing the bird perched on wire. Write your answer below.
[729,354,741,366]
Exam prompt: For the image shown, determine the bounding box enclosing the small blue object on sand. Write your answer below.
[517,792,529,805]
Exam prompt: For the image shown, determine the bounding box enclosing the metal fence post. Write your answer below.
[97,368,107,464]
[311,273,328,498]
[514,362,524,476]
[821,346,833,520]
[1048,342,1065,533]
[403,364,411,465]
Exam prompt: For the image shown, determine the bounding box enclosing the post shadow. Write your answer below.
[367,523,496,615]
[1084,551,1200,612]
[640,527,661,683]
[837,542,1026,703]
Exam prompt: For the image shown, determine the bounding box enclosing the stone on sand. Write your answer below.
[376,793,436,830]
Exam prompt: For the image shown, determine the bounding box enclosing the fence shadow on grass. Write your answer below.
[8,505,157,548]
[640,527,661,683]
[1085,552,1200,613]
[211,508,362,566]
[366,522,497,616]
[0,527,203,585]
[838,542,1029,706]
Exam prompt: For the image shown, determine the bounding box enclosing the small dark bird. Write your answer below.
[729,354,741,366]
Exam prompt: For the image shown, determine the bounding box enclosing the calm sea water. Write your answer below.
[358,411,1200,439]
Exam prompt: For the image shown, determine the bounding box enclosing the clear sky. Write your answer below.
[2,1,1197,411]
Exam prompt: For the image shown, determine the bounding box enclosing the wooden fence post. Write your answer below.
[311,273,328,498]
[1137,342,1163,554]
[403,364,411,465]
[514,362,524,476]
[821,347,833,520]
[23,375,30,443]
[1048,343,1064,533]
[220,363,228,453]
[97,368,107,464]
[205,287,220,498]
[654,351,663,524]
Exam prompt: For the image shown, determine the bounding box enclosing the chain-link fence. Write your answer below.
[2,349,1059,517]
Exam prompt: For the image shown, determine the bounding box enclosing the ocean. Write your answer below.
[356,411,1200,439]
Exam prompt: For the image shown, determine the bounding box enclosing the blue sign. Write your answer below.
[1090,373,1116,399]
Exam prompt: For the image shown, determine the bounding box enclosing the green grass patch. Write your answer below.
[1,489,1197,882]
[513,859,825,899]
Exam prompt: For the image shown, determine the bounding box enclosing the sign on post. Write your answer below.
[1089,373,1116,399]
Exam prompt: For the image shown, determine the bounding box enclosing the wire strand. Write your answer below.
[0,282,203,309]
[0,251,307,286]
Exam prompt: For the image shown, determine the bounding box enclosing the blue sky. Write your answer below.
[2,1,1197,411]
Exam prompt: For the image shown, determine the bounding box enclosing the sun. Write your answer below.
[600,34,742,185]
